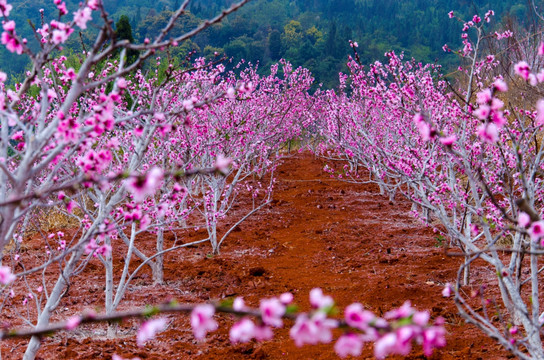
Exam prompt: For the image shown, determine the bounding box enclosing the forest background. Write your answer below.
[0,0,538,88]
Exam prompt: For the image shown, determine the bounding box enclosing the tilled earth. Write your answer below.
[2,153,509,359]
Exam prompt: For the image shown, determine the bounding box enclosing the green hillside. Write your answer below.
[0,0,536,87]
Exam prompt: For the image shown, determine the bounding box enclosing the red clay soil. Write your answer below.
[2,153,511,359]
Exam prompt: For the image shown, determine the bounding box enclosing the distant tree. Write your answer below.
[135,6,142,24]
[224,38,249,60]
[305,26,323,45]
[116,15,134,43]
[269,29,282,60]
[115,15,139,64]
[325,21,337,57]
[281,20,303,52]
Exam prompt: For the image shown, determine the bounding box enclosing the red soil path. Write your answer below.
[3,153,510,359]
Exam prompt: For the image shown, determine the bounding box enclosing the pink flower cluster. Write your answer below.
[0,0,12,16]
[0,265,15,285]
[473,79,508,144]
[413,113,436,142]
[1,20,24,54]
[191,304,218,340]
[137,317,168,346]
[124,167,164,203]
[495,30,513,39]
[519,212,544,245]
[50,20,73,45]
[73,7,92,29]
[177,289,445,358]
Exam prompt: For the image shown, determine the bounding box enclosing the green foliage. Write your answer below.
[0,0,536,87]
[268,30,282,60]
[115,15,140,64]
[434,235,446,248]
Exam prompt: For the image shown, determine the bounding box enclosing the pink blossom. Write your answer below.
[52,29,70,44]
[50,21,73,44]
[65,316,81,330]
[448,11,454,18]
[229,318,256,343]
[442,283,452,297]
[7,89,18,102]
[309,288,334,310]
[215,154,232,173]
[182,99,194,111]
[491,111,507,127]
[495,30,513,39]
[439,135,456,146]
[537,70,544,83]
[57,1,68,15]
[3,20,14,32]
[422,326,446,356]
[233,297,247,311]
[474,105,491,120]
[239,82,254,94]
[385,301,414,320]
[514,61,531,80]
[279,292,293,304]
[413,311,430,326]
[528,220,544,241]
[374,332,398,359]
[289,312,338,347]
[260,298,285,327]
[312,312,338,343]
[116,77,127,89]
[0,266,15,285]
[11,130,23,141]
[335,333,364,358]
[477,123,498,143]
[530,74,538,86]
[47,88,57,102]
[124,167,164,202]
[519,212,531,228]
[536,99,544,126]
[394,326,416,355]
[74,7,92,30]
[96,244,112,257]
[462,41,473,55]
[476,89,492,105]
[139,215,151,231]
[0,0,13,16]
[66,200,76,213]
[254,325,273,341]
[226,87,236,99]
[344,303,375,330]
[490,96,504,111]
[413,113,434,141]
[190,304,217,340]
[87,0,99,10]
[137,317,168,346]
[484,10,494,22]
[1,26,23,54]
[85,238,98,254]
[112,355,141,360]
